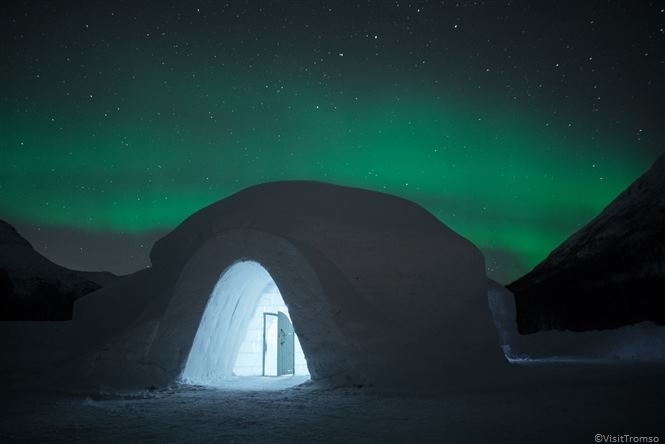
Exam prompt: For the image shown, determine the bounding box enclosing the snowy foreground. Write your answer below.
[1,365,663,443]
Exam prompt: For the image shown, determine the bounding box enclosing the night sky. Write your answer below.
[2,1,663,283]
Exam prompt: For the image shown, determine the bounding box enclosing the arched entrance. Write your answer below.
[180,261,309,387]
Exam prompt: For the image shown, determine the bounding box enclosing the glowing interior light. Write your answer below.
[180,261,309,387]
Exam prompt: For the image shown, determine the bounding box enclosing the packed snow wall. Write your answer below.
[72,181,508,390]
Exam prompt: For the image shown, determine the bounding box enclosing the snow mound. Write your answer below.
[488,279,665,362]
[72,181,507,390]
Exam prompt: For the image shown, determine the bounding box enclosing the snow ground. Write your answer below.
[2,282,663,443]
[0,365,662,443]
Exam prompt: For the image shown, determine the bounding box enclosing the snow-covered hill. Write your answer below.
[0,220,117,320]
[508,153,665,333]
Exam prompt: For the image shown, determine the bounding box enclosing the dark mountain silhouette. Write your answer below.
[0,220,117,320]
[508,153,665,333]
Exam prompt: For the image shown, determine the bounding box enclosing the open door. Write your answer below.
[262,311,295,376]
[277,311,295,376]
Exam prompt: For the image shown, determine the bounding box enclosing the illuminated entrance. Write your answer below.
[180,261,308,387]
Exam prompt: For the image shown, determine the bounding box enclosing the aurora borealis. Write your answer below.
[2,2,663,281]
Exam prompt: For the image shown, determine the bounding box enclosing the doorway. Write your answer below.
[262,311,295,376]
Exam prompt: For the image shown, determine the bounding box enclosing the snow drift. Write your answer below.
[71,181,508,390]
[488,279,665,362]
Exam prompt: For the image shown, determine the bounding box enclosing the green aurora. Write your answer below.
[1,75,652,275]
[2,2,661,280]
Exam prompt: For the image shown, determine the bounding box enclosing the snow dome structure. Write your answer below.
[72,181,507,390]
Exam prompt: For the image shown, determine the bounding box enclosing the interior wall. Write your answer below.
[233,288,278,376]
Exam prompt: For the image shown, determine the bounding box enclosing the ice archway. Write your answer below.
[180,261,308,386]
[73,181,508,390]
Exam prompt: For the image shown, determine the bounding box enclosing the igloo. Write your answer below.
[72,181,508,390]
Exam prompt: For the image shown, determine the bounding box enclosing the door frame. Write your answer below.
[262,312,278,376]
